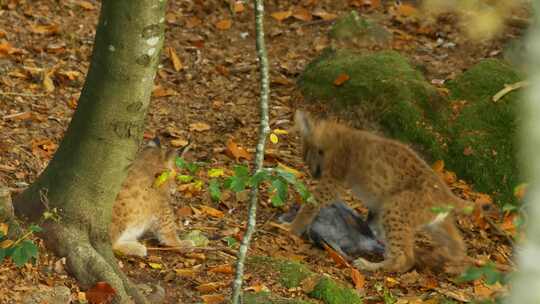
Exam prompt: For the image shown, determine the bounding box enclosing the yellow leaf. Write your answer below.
[43,70,55,93]
[269,133,279,144]
[189,122,211,132]
[208,168,225,178]
[0,223,8,236]
[175,268,196,277]
[154,170,174,188]
[277,162,303,178]
[75,0,95,10]
[0,239,14,249]
[273,129,288,135]
[148,262,162,270]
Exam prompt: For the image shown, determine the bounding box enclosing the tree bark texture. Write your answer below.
[13,1,166,303]
[506,6,540,304]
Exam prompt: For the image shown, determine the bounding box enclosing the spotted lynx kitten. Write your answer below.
[290,110,473,273]
[110,139,192,257]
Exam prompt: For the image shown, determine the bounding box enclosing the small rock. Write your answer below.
[22,285,71,304]
[181,230,209,247]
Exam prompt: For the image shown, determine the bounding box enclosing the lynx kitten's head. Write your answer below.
[133,138,181,179]
[294,110,338,179]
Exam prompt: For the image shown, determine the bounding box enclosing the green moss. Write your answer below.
[244,292,314,304]
[298,49,447,160]
[445,59,523,205]
[309,277,363,304]
[247,256,363,304]
[247,256,312,289]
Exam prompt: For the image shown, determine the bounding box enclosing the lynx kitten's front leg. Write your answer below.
[288,179,341,236]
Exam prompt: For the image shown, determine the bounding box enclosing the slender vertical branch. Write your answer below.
[231,0,270,302]
[506,6,540,304]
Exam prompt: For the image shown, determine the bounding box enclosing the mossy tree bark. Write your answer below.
[13,1,166,303]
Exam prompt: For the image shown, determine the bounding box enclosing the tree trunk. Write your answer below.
[13,1,166,303]
[506,5,540,304]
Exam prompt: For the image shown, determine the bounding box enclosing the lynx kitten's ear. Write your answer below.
[294,110,314,138]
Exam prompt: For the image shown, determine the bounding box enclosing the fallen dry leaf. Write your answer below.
[43,70,55,92]
[196,282,226,293]
[271,11,292,22]
[233,1,245,13]
[30,24,60,35]
[333,73,350,86]
[175,268,197,277]
[200,206,224,218]
[208,264,234,274]
[292,7,313,22]
[153,85,177,97]
[86,282,116,304]
[395,3,417,17]
[226,139,252,161]
[185,16,202,28]
[201,294,226,304]
[170,138,189,148]
[312,9,338,21]
[431,160,445,173]
[189,122,211,132]
[350,268,365,290]
[75,0,96,10]
[215,19,232,30]
[322,243,349,268]
[167,47,183,72]
[245,283,269,292]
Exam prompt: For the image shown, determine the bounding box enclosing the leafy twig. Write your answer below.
[231,0,270,302]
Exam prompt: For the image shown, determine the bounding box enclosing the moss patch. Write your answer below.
[247,256,362,304]
[298,49,447,160]
[244,292,314,304]
[445,59,523,204]
[309,277,363,304]
[248,256,312,289]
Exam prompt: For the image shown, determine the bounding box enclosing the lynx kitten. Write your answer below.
[290,110,473,273]
[110,139,192,257]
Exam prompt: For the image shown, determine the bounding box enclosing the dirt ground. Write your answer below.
[0,0,527,303]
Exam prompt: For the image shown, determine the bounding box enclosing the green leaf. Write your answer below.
[458,266,484,282]
[233,165,249,178]
[0,248,5,262]
[186,162,199,174]
[484,264,503,285]
[29,225,42,233]
[209,179,221,202]
[250,170,270,187]
[177,174,194,183]
[294,182,311,202]
[224,236,237,247]
[430,205,454,214]
[11,240,38,267]
[228,176,247,192]
[270,179,288,207]
[175,156,187,169]
[275,169,296,184]
[502,203,518,212]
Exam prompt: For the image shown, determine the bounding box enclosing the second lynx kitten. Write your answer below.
[290,110,473,273]
[110,139,192,257]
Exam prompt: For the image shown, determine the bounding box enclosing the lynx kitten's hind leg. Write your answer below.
[156,208,194,250]
[426,217,468,274]
[355,192,416,273]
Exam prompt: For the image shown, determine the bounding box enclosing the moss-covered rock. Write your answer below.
[247,256,362,304]
[329,11,391,47]
[244,292,314,304]
[309,277,363,304]
[298,49,447,160]
[445,59,523,204]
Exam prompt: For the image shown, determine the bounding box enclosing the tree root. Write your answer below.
[47,224,149,304]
